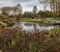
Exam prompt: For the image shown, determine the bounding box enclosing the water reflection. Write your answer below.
[17,22,54,32]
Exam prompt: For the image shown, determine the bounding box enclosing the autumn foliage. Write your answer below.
[0,29,60,52]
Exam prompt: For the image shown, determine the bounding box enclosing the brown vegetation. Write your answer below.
[0,29,60,52]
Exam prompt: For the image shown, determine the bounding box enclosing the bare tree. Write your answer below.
[39,0,60,18]
[39,0,49,17]
[57,0,60,16]
[50,0,60,17]
[39,0,49,11]
[33,6,38,15]
[15,4,22,26]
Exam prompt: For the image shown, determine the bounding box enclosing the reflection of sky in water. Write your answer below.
[20,22,54,32]
[23,25,33,30]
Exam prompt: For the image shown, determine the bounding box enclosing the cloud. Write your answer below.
[12,0,34,3]
[25,1,40,7]
[0,0,15,7]
[0,0,45,12]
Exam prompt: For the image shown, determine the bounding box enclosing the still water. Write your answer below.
[13,22,55,32]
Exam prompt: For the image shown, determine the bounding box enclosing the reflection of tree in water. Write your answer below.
[33,23,39,33]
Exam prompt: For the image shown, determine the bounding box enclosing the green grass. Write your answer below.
[21,19,41,22]
[0,50,2,52]
[0,24,4,28]
[21,18,59,26]
[0,17,15,27]
[50,28,60,33]
[21,18,60,22]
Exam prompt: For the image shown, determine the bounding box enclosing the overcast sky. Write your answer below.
[0,0,49,12]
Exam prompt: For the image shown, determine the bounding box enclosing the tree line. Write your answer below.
[39,0,60,17]
[0,0,60,19]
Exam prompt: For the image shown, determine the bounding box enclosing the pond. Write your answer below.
[13,22,59,32]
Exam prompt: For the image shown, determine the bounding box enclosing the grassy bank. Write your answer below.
[21,18,60,22]
[0,17,15,28]
[20,18,60,26]
[51,28,60,33]
[21,19,41,22]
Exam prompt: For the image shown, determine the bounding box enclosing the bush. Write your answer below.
[0,29,60,52]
